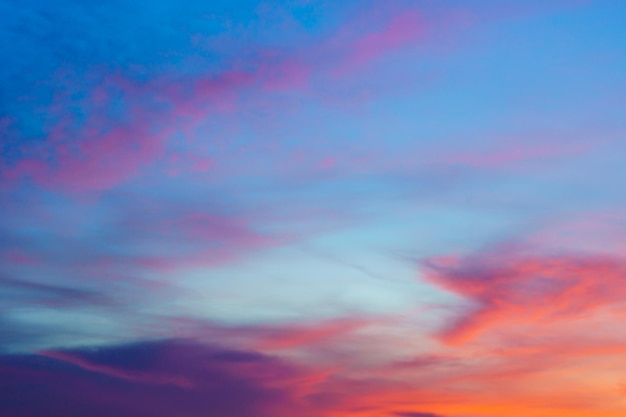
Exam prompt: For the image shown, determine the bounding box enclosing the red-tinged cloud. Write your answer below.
[429,128,607,172]
[333,11,426,76]
[120,207,288,272]
[165,317,372,355]
[39,349,194,389]
[2,249,38,266]
[0,5,459,195]
[253,319,368,351]
[527,212,626,255]
[0,70,254,193]
[260,58,312,92]
[439,142,590,169]
[421,249,626,345]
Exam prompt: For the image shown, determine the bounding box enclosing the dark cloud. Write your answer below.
[0,339,308,417]
[394,412,444,417]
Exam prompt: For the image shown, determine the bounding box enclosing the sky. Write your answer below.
[1,0,626,416]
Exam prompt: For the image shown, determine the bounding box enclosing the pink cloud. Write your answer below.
[0,68,259,193]
[260,58,312,92]
[0,5,497,214]
[527,212,626,255]
[252,318,368,351]
[2,249,39,266]
[421,249,626,345]
[39,350,194,389]
[439,143,591,169]
[333,11,426,76]
[0,6,469,195]
[123,210,288,272]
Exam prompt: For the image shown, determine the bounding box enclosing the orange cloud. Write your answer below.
[421,251,626,345]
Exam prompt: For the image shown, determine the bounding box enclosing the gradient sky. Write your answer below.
[1,1,626,416]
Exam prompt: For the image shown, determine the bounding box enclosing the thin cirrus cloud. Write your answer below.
[0,5,440,195]
[0,193,290,302]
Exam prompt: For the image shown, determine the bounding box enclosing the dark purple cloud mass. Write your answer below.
[0,340,305,417]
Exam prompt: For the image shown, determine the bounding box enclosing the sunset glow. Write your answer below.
[1,1,626,416]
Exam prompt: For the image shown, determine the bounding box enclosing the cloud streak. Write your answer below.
[420,245,626,345]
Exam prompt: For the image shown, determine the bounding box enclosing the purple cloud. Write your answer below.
[1,340,306,417]
[421,246,626,345]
